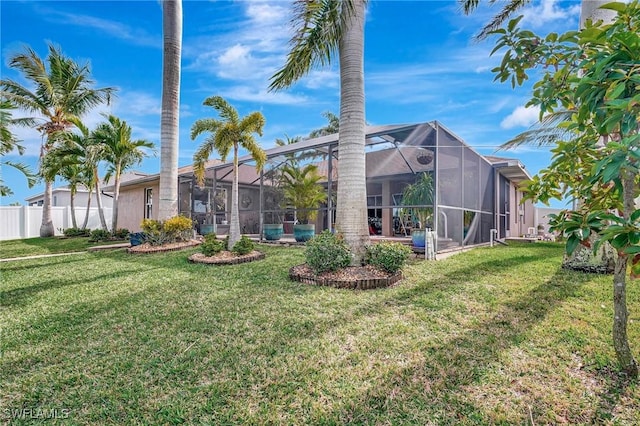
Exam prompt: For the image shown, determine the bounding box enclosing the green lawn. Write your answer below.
[1,242,638,424]
[0,236,125,259]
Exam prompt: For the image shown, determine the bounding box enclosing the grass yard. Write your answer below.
[0,236,123,259]
[1,242,638,424]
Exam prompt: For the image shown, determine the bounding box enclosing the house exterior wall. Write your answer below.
[506,183,535,237]
[117,182,159,232]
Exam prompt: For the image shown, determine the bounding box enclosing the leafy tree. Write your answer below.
[191,96,266,249]
[159,0,182,220]
[93,115,154,232]
[0,100,36,196]
[0,44,113,236]
[489,2,639,377]
[270,0,370,264]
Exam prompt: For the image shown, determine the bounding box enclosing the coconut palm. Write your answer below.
[191,96,266,249]
[93,114,154,232]
[308,111,340,138]
[0,43,113,236]
[0,100,36,196]
[159,0,182,220]
[49,118,109,230]
[270,0,370,263]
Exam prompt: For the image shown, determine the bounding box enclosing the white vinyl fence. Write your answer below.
[0,206,113,240]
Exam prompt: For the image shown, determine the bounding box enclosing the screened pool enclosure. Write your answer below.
[176,121,530,253]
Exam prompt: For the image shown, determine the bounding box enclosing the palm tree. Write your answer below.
[270,0,370,263]
[0,100,36,196]
[159,0,182,220]
[308,111,340,138]
[93,115,154,232]
[52,118,109,230]
[190,96,266,249]
[0,43,113,236]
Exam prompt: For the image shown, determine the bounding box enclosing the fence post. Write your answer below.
[22,206,29,239]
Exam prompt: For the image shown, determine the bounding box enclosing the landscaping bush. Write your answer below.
[305,230,351,274]
[163,215,193,241]
[112,228,130,240]
[89,229,111,242]
[201,233,224,257]
[232,235,255,255]
[365,242,411,274]
[140,216,194,246]
[63,227,90,237]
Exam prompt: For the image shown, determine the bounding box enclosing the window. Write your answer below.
[144,188,153,219]
[53,195,57,206]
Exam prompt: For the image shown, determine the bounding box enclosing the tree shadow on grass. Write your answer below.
[0,256,86,273]
[343,264,622,423]
[0,267,156,307]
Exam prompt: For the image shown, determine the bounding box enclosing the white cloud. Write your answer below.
[500,106,540,129]
[521,0,580,28]
[34,6,161,48]
[219,86,308,106]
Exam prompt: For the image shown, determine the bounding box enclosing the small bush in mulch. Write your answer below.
[62,227,91,237]
[365,242,412,274]
[188,235,264,265]
[289,233,410,290]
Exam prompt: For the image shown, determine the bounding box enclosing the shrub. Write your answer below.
[201,233,224,257]
[305,230,351,274]
[232,235,255,255]
[365,242,411,274]
[163,215,193,241]
[63,227,90,237]
[112,228,130,240]
[89,229,111,242]
[140,216,194,246]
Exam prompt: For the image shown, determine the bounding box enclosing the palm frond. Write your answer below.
[2,159,37,188]
[190,118,222,140]
[238,111,265,137]
[204,96,238,124]
[498,110,576,151]
[241,137,267,171]
[192,139,217,185]
[269,0,345,90]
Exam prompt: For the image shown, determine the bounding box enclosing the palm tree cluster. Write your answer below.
[1,43,153,234]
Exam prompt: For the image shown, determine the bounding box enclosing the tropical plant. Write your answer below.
[460,0,618,39]
[0,43,114,236]
[401,172,434,229]
[270,0,370,264]
[308,111,340,138]
[0,100,36,196]
[281,164,326,224]
[488,2,639,377]
[201,233,224,257]
[57,118,109,230]
[365,242,411,274]
[305,230,352,274]
[232,235,255,255]
[159,0,182,220]
[92,114,154,232]
[190,96,266,249]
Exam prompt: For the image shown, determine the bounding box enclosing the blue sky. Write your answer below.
[1,0,582,207]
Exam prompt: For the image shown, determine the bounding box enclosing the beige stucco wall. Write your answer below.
[117,182,159,232]
[506,183,535,237]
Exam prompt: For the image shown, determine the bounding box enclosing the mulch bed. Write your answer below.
[127,240,201,254]
[188,250,265,265]
[289,264,403,290]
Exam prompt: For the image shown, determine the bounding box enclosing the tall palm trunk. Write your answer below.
[94,168,108,231]
[335,0,369,264]
[82,186,92,229]
[111,163,121,232]
[69,186,78,229]
[580,0,616,27]
[229,144,241,248]
[40,180,55,237]
[159,0,182,220]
